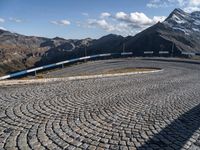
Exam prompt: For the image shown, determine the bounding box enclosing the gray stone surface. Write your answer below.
[0,58,200,150]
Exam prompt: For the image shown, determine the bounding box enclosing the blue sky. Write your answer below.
[0,0,199,39]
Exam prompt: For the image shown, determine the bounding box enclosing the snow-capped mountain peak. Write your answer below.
[163,8,200,35]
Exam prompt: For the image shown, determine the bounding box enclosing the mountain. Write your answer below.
[163,8,200,52]
[0,30,93,75]
[0,8,200,76]
[123,8,200,55]
[84,34,124,55]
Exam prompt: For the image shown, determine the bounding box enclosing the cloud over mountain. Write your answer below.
[86,11,166,36]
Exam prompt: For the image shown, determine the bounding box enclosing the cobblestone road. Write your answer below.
[0,58,200,150]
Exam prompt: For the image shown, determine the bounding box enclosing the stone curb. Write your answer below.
[0,69,163,86]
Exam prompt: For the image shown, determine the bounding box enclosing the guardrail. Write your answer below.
[121,52,133,55]
[144,51,154,54]
[159,51,169,54]
[0,52,130,80]
[181,52,196,56]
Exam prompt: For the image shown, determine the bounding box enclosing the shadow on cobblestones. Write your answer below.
[138,104,200,149]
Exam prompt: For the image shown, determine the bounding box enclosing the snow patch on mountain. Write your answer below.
[194,20,200,25]
[192,28,200,31]
[172,14,187,24]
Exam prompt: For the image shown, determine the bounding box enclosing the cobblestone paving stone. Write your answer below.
[0,58,200,150]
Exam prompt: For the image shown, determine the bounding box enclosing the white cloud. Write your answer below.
[147,0,200,12]
[115,11,166,27]
[82,12,89,17]
[87,19,136,35]
[0,26,7,30]
[177,0,188,6]
[184,6,200,12]
[130,12,153,25]
[189,0,200,6]
[100,12,111,18]
[51,19,71,26]
[116,12,128,20]
[147,0,173,8]
[9,17,22,23]
[184,0,200,12]
[0,18,5,23]
[86,11,166,36]
[88,19,115,31]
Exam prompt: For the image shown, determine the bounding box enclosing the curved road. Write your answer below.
[0,58,200,150]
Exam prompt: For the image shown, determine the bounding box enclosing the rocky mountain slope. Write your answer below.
[0,8,200,76]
